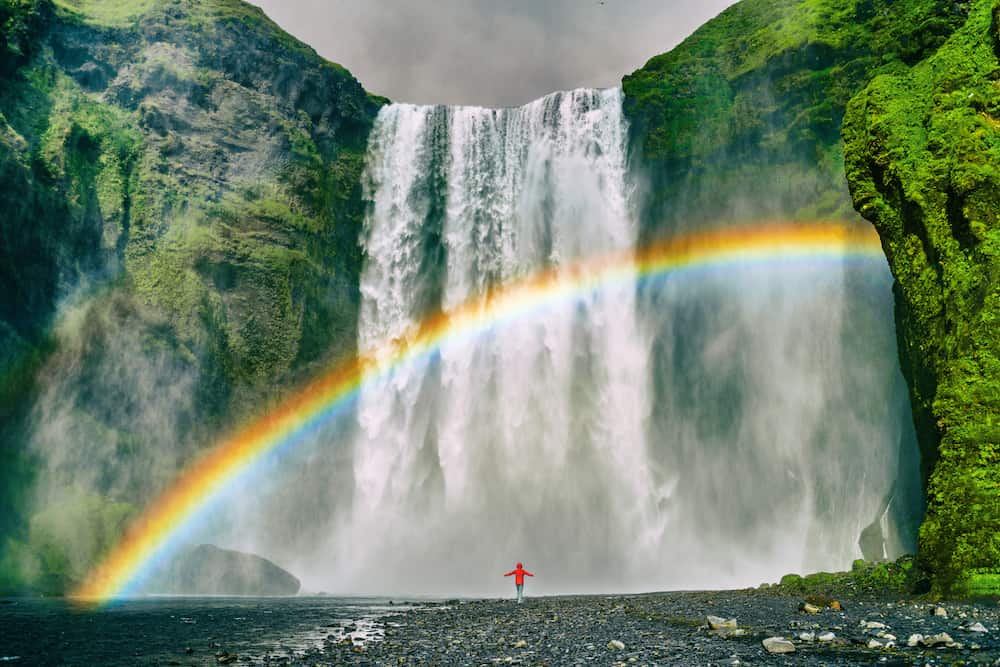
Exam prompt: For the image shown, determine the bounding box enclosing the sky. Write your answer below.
[250,0,737,108]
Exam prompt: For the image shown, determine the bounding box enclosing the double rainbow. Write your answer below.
[73,221,885,602]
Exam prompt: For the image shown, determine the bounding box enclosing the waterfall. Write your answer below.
[310,88,920,596]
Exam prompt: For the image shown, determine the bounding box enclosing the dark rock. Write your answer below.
[142,544,300,596]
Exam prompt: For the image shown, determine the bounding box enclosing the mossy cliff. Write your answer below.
[622,0,968,236]
[622,0,999,594]
[0,0,381,593]
[843,0,1000,595]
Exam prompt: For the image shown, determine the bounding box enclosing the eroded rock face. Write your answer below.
[143,544,300,596]
[0,0,381,593]
[843,0,1000,593]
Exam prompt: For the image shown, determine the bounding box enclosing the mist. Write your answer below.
[179,89,922,597]
[249,0,738,107]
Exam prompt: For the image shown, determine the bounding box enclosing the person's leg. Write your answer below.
[516,583,523,603]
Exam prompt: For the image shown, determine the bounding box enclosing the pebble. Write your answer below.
[933,606,948,618]
[762,637,795,654]
[800,602,822,614]
[966,622,989,633]
[607,640,625,651]
[818,632,836,642]
[864,621,888,630]
[867,639,883,649]
[907,633,923,647]
[512,640,527,648]
[798,632,815,642]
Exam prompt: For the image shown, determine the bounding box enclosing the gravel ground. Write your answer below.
[2,591,1000,666]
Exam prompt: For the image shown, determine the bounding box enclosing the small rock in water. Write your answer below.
[907,634,924,647]
[965,622,989,633]
[818,632,836,642]
[707,615,737,630]
[799,602,822,614]
[216,654,237,665]
[830,600,843,611]
[864,621,888,630]
[867,639,884,649]
[607,640,625,651]
[513,640,528,649]
[933,606,948,618]
[762,637,795,654]
[798,632,815,642]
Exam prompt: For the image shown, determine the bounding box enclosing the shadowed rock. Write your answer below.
[144,544,300,596]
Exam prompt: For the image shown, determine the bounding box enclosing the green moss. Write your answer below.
[26,494,135,592]
[53,0,157,26]
[774,557,917,597]
[843,0,1000,594]
[622,0,969,234]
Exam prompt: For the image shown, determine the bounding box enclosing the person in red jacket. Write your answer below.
[504,562,534,603]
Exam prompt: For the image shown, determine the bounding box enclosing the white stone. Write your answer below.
[922,632,953,647]
[966,622,989,633]
[932,606,948,618]
[708,615,738,630]
[865,621,888,630]
[607,640,625,651]
[798,632,815,642]
[818,632,836,642]
[867,639,883,649]
[762,637,795,654]
[907,633,924,647]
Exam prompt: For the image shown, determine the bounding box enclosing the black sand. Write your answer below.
[2,591,999,666]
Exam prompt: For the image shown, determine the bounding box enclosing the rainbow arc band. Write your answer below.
[73,221,884,603]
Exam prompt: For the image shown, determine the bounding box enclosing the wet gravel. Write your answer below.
[2,591,1000,666]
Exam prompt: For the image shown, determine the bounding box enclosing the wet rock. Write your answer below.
[933,606,948,618]
[922,632,954,647]
[513,640,527,648]
[762,637,795,654]
[818,632,836,642]
[143,544,300,596]
[216,654,237,665]
[707,615,737,630]
[907,633,923,647]
[863,620,887,630]
[964,622,989,633]
[867,638,883,649]
[798,632,815,642]
[799,602,822,614]
[607,639,625,650]
[829,600,843,611]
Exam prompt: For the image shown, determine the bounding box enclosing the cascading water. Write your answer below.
[301,88,921,596]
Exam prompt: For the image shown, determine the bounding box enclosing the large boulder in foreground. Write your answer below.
[144,544,300,596]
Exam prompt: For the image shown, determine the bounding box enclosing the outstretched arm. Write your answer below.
[504,571,515,577]
[525,571,534,577]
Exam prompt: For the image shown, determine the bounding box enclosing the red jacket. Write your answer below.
[504,563,534,585]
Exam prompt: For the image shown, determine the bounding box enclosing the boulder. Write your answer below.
[142,544,300,596]
[762,637,795,654]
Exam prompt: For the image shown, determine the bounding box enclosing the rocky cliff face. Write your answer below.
[0,0,381,593]
[843,0,1000,594]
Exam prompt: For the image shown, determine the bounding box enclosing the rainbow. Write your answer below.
[73,221,885,602]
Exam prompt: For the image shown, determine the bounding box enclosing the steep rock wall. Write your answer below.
[0,0,381,593]
[843,0,1000,594]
